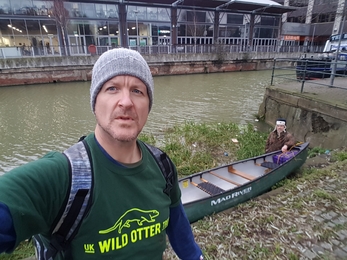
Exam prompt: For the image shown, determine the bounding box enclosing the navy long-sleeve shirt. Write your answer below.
[0,203,16,253]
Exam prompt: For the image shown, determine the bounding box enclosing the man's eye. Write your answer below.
[107,86,116,91]
[133,89,143,94]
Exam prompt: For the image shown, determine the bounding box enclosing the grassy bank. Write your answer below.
[1,121,346,260]
[141,121,269,177]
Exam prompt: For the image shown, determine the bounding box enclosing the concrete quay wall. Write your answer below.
[258,87,347,149]
[0,52,298,87]
[0,51,300,69]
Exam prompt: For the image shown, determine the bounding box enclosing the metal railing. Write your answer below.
[271,57,347,92]
[0,43,324,59]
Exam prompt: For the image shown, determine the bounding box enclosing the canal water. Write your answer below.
[0,70,283,174]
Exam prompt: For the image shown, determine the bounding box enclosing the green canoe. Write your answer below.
[180,142,309,223]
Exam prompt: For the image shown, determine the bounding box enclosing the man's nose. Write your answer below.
[118,90,133,107]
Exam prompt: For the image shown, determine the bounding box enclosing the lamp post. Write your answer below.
[310,24,316,52]
[134,9,139,46]
[330,3,346,86]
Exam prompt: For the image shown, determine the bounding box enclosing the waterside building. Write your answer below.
[0,0,346,58]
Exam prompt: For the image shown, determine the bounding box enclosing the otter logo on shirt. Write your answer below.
[99,208,159,234]
[88,208,166,254]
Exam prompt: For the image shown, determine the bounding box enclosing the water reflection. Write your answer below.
[0,70,278,174]
[147,70,272,133]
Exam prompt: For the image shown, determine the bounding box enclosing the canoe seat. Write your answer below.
[260,162,279,169]
[196,182,225,196]
[228,166,255,180]
[209,171,241,186]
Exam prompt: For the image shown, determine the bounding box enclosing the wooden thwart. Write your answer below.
[209,171,241,186]
[228,166,255,180]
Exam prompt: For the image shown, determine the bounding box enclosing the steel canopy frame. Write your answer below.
[120,0,296,16]
[75,0,296,48]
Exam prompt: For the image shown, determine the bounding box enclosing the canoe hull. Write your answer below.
[181,142,309,223]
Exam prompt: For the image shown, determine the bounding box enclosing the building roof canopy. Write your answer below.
[123,0,296,15]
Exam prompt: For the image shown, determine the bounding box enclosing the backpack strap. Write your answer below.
[143,142,175,196]
[35,139,94,259]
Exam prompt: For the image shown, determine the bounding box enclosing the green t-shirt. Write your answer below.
[0,134,181,259]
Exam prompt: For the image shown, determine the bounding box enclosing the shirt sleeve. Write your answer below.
[0,202,16,253]
[0,152,70,248]
[265,133,271,152]
[285,132,296,148]
[166,202,203,260]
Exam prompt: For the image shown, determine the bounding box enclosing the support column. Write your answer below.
[282,0,290,23]
[305,0,314,24]
[171,7,178,51]
[304,0,315,49]
[118,3,128,48]
[248,13,255,49]
[280,0,290,50]
[214,11,220,44]
[333,0,346,35]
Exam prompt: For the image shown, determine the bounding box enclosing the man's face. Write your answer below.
[94,75,150,143]
[276,124,285,133]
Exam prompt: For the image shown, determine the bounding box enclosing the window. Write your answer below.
[260,16,278,26]
[0,19,14,45]
[95,4,107,18]
[0,0,10,14]
[64,2,83,18]
[290,0,309,7]
[186,11,206,22]
[11,1,35,15]
[108,22,118,35]
[33,1,52,16]
[158,8,170,21]
[107,5,118,18]
[318,14,329,23]
[147,7,157,20]
[81,3,96,18]
[227,14,243,25]
[127,6,146,20]
[254,28,278,39]
[289,16,305,23]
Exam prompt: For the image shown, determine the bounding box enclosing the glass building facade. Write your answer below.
[0,0,282,56]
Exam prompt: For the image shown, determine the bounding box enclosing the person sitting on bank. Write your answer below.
[265,118,295,153]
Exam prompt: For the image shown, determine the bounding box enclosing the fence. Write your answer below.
[271,57,347,92]
[0,43,324,59]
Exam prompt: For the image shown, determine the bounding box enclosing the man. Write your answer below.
[0,48,203,259]
[265,118,295,153]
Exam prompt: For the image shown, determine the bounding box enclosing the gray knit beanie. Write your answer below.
[90,48,154,112]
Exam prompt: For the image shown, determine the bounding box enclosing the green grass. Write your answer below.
[332,151,347,162]
[313,189,338,201]
[307,146,326,158]
[0,240,34,260]
[156,121,268,176]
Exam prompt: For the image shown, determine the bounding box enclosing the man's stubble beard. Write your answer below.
[98,121,140,143]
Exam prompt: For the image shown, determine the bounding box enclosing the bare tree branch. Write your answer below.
[47,0,69,55]
[186,10,206,42]
[48,0,69,29]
